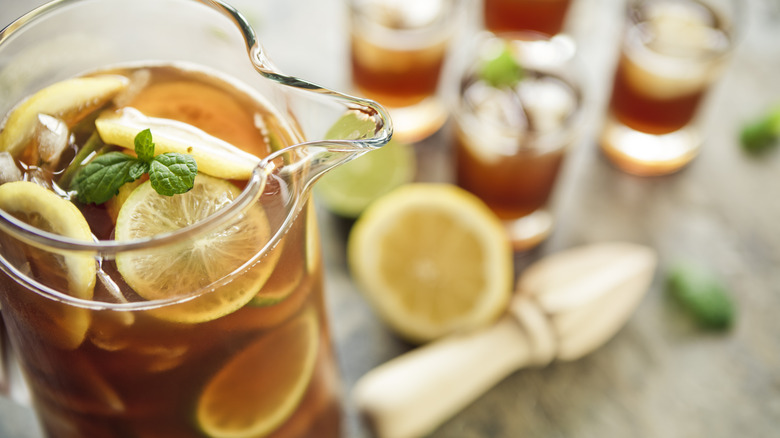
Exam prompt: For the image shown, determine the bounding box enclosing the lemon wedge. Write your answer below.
[0,75,128,157]
[114,174,279,323]
[95,108,260,180]
[0,181,96,349]
[197,305,319,438]
[348,184,513,343]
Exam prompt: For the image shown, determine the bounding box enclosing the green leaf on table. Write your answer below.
[667,261,735,330]
[740,105,780,154]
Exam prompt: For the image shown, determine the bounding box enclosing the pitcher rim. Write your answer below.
[0,0,393,256]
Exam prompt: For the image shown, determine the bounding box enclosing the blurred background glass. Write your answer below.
[599,0,741,175]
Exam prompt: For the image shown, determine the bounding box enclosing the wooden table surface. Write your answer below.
[1,0,779,437]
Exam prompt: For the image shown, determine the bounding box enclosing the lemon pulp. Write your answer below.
[114,174,280,323]
[348,184,513,343]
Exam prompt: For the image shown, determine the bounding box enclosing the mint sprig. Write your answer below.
[74,129,197,204]
[740,105,780,154]
[667,261,735,330]
[481,44,524,89]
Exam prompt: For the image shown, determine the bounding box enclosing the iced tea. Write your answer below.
[600,0,737,175]
[483,0,572,36]
[349,0,457,141]
[454,42,582,250]
[0,64,341,438]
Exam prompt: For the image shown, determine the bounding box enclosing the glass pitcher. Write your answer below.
[0,0,392,437]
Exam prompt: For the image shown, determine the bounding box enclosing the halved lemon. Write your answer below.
[95,108,261,180]
[0,75,129,157]
[114,174,280,323]
[347,184,513,344]
[197,305,319,438]
[0,181,96,349]
[314,139,415,218]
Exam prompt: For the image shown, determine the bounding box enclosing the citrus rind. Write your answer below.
[95,108,260,180]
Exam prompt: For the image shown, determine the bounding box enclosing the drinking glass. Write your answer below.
[0,0,392,437]
[599,0,740,176]
[454,33,584,251]
[348,0,461,142]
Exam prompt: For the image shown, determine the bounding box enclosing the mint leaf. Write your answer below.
[667,261,735,330]
[134,128,155,162]
[148,153,197,196]
[481,45,524,88]
[740,105,780,154]
[74,152,144,204]
[73,130,198,203]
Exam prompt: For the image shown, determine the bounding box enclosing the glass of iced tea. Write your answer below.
[483,0,574,37]
[0,0,391,437]
[599,0,739,176]
[349,0,461,143]
[454,33,584,251]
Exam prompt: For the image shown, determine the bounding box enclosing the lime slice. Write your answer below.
[0,181,96,349]
[197,305,319,438]
[95,108,261,180]
[315,140,415,218]
[0,75,128,157]
[347,184,513,343]
[114,174,280,323]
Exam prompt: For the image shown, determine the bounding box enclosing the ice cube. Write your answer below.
[0,152,23,184]
[33,113,70,168]
[518,76,577,134]
[646,1,725,57]
[112,69,151,108]
[460,80,528,163]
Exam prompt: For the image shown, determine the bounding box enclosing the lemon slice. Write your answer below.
[114,174,279,323]
[0,181,96,349]
[197,305,319,438]
[0,75,128,157]
[348,184,513,343]
[95,108,261,180]
[315,139,415,218]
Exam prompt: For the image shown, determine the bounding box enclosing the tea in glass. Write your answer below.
[483,0,573,36]
[599,0,738,176]
[454,35,583,251]
[349,0,459,142]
